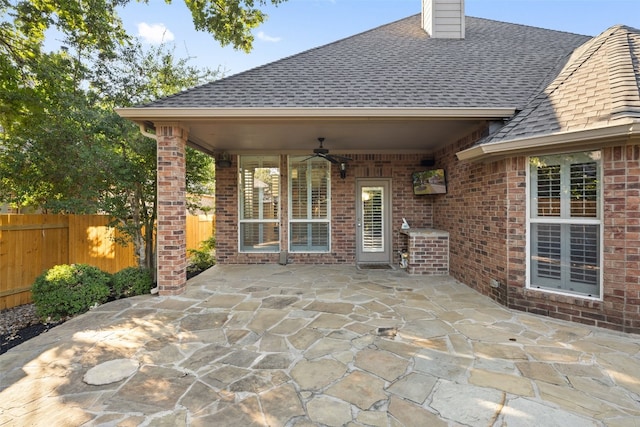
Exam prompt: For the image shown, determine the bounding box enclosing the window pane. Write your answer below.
[290,164,308,219]
[290,222,329,251]
[311,165,329,218]
[290,158,329,220]
[239,156,280,253]
[570,162,598,217]
[536,164,561,217]
[239,157,279,220]
[531,223,600,295]
[532,223,562,281]
[289,156,330,253]
[570,224,599,286]
[240,223,279,252]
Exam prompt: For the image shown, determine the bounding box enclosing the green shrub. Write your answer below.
[31,264,111,321]
[111,267,153,299]
[187,235,216,274]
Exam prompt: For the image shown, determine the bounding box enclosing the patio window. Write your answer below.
[289,156,330,252]
[238,156,280,252]
[528,151,602,298]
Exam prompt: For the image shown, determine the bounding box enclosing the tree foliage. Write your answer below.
[0,0,251,275]
[182,0,286,52]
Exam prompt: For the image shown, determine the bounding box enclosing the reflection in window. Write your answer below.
[289,157,330,252]
[239,156,280,252]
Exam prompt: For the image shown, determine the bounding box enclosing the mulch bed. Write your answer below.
[1,267,208,355]
[1,321,64,355]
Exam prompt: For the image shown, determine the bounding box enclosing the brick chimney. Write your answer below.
[422,0,465,39]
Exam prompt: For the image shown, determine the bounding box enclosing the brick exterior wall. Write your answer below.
[215,154,434,266]
[156,123,188,295]
[502,146,640,334]
[433,125,640,333]
[432,125,511,305]
[603,145,640,333]
[213,127,640,333]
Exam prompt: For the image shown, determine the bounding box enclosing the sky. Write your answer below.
[117,0,640,77]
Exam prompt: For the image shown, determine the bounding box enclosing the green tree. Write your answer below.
[1,0,285,141]
[95,42,219,276]
[1,41,218,275]
[1,0,281,275]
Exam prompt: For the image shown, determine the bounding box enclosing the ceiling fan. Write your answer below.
[305,137,351,164]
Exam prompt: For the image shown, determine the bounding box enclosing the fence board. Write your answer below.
[186,215,215,251]
[0,214,215,310]
[0,215,69,309]
[68,215,136,274]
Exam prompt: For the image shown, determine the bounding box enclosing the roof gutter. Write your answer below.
[457,120,640,161]
[115,107,516,121]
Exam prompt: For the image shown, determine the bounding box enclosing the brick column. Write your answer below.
[156,122,188,295]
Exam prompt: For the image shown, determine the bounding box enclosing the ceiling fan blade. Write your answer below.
[322,153,340,164]
[305,138,349,164]
[330,154,352,162]
[301,154,319,162]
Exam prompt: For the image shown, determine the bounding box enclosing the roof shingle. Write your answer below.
[481,25,640,145]
[141,15,590,110]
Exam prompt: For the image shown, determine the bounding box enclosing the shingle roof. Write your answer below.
[141,15,590,110]
[480,25,640,145]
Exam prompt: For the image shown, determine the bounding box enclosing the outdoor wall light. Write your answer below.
[217,152,232,168]
[340,162,347,179]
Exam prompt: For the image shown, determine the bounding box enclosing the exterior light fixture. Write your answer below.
[340,162,347,179]
[217,152,232,168]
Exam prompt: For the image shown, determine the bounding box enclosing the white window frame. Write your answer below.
[288,156,331,253]
[526,151,603,299]
[238,155,280,253]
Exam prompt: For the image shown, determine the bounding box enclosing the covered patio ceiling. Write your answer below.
[117,107,516,156]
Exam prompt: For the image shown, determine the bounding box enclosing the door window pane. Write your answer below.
[362,187,384,252]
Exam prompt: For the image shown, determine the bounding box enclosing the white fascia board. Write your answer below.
[457,121,640,161]
[115,107,516,121]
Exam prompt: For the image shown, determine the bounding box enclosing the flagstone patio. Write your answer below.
[0,265,638,426]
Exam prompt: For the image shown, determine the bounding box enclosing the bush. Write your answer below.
[111,267,153,299]
[32,264,111,321]
[187,235,216,275]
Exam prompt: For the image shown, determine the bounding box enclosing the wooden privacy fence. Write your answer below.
[0,214,215,310]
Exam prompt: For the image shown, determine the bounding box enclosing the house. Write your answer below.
[117,0,640,333]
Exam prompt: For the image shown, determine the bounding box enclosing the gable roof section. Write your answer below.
[459,25,640,161]
[139,15,589,110]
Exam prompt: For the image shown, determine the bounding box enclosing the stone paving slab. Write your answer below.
[1,264,639,426]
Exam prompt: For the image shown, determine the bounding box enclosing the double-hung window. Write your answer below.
[528,151,602,298]
[238,156,280,252]
[289,157,330,252]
